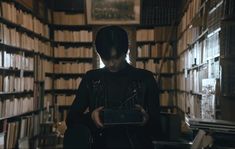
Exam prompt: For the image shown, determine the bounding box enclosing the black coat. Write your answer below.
[64,64,161,149]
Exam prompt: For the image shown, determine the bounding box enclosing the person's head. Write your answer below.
[95,26,128,72]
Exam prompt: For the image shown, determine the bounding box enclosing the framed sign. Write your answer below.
[86,0,140,25]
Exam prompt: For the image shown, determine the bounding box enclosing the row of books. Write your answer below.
[210,0,223,10]
[0,97,35,118]
[207,32,220,60]
[56,95,75,106]
[5,114,41,149]
[136,60,174,73]
[53,11,86,25]
[208,2,222,33]
[54,63,93,74]
[1,24,52,55]
[177,27,203,55]
[1,2,49,37]
[54,30,92,42]
[177,92,201,118]
[35,59,54,82]
[54,46,93,58]
[2,76,34,92]
[160,77,175,90]
[137,42,173,58]
[2,52,34,70]
[54,78,82,90]
[176,69,205,93]
[43,60,53,73]
[136,27,175,42]
[160,91,176,106]
[177,48,203,71]
[136,29,154,41]
[177,0,202,33]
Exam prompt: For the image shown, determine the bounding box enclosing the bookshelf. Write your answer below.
[176,0,224,120]
[135,26,178,112]
[0,0,53,148]
[50,11,94,122]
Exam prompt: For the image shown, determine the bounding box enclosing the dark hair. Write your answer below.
[95,26,128,60]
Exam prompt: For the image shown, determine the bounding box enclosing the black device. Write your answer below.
[101,109,144,126]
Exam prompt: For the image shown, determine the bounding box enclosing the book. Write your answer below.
[201,78,216,120]
[0,132,4,149]
[53,11,86,25]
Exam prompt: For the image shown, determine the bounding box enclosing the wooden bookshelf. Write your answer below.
[135,26,177,109]
[0,0,53,148]
[176,0,224,120]
[48,11,95,122]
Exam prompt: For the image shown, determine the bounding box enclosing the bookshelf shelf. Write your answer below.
[220,57,235,63]
[136,57,175,61]
[2,0,49,24]
[0,17,50,42]
[53,57,93,62]
[39,54,54,61]
[45,73,85,78]
[190,29,208,46]
[176,90,203,96]
[154,72,176,77]
[187,62,208,72]
[208,0,223,14]
[136,41,165,45]
[52,41,93,47]
[50,24,92,30]
[160,89,175,93]
[0,91,33,96]
[0,43,34,56]
[0,67,34,76]
[0,108,42,121]
[45,89,76,95]
[58,105,70,109]
[178,29,208,57]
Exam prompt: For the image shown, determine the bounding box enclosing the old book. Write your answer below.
[0,132,5,149]
[201,79,216,120]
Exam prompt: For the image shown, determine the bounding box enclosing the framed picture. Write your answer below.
[86,0,140,25]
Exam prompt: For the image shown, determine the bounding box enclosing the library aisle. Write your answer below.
[0,0,235,149]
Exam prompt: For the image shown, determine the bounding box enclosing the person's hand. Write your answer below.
[135,104,149,125]
[91,106,104,128]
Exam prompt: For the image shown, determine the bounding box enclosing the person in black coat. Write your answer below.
[64,26,162,149]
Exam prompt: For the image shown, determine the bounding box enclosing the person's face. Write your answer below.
[101,48,126,72]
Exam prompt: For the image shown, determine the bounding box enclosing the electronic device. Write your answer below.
[101,109,144,126]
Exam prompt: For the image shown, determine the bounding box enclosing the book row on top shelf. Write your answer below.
[0,23,52,56]
[53,11,86,26]
[136,59,174,74]
[1,1,49,38]
[53,30,92,42]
